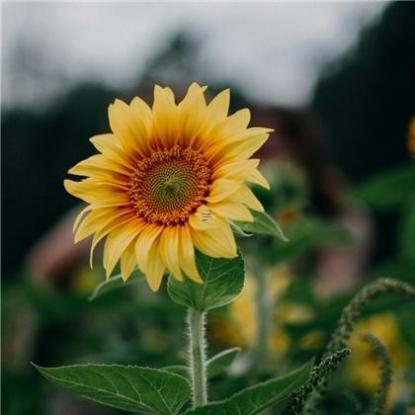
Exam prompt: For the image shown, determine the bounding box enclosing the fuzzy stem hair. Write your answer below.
[187,308,208,408]
[361,333,392,415]
[324,278,415,358]
[303,278,415,414]
[284,348,350,415]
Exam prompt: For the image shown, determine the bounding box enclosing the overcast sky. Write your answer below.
[2,2,387,109]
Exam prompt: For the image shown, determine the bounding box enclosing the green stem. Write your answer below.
[254,269,270,371]
[187,308,207,408]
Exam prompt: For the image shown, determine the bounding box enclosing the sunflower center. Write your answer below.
[129,146,211,225]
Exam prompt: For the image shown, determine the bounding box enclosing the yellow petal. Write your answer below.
[178,83,207,145]
[204,89,230,126]
[108,99,149,156]
[209,195,254,222]
[130,96,152,133]
[64,179,129,206]
[212,159,270,189]
[215,108,251,139]
[144,241,165,292]
[213,159,270,188]
[73,205,92,232]
[90,133,122,153]
[119,243,137,281]
[89,213,136,267]
[89,134,135,168]
[207,179,240,203]
[159,227,183,280]
[220,128,271,162]
[191,219,237,258]
[213,159,260,181]
[68,154,133,177]
[247,168,270,189]
[152,85,179,148]
[179,225,202,283]
[103,221,144,277]
[75,208,128,243]
[134,224,165,291]
[238,186,264,212]
[134,224,163,272]
[189,205,221,231]
[208,127,272,167]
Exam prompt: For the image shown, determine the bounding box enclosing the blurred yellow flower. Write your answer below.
[211,266,314,358]
[407,116,415,156]
[229,276,258,348]
[299,330,325,350]
[64,83,271,291]
[70,265,101,294]
[347,313,410,406]
[276,303,315,324]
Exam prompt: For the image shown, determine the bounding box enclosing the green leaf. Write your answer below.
[88,270,143,301]
[164,348,241,380]
[352,164,415,210]
[167,250,245,311]
[163,365,188,378]
[235,210,287,241]
[185,360,314,415]
[230,221,253,238]
[207,347,241,378]
[33,363,190,415]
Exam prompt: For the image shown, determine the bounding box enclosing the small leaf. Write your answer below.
[33,363,190,415]
[230,221,253,238]
[164,348,241,380]
[185,360,313,415]
[235,210,288,241]
[207,347,241,378]
[167,250,245,311]
[89,270,143,301]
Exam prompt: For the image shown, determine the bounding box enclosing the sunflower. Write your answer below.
[64,83,271,291]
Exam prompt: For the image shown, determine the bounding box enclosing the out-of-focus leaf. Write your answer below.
[167,251,244,311]
[399,205,415,261]
[185,360,313,414]
[89,271,143,301]
[270,217,354,264]
[352,165,415,210]
[207,347,241,378]
[34,363,190,415]
[235,210,288,241]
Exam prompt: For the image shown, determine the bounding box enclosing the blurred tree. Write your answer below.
[2,83,116,274]
[311,2,415,263]
[139,31,202,89]
[311,2,415,183]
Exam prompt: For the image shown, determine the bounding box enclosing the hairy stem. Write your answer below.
[285,348,351,415]
[303,278,415,413]
[187,308,207,408]
[361,333,392,415]
[324,278,415,358]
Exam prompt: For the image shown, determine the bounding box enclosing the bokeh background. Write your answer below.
[2,2,415,415]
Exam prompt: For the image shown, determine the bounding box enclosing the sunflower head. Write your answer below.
[64,83,272,291]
